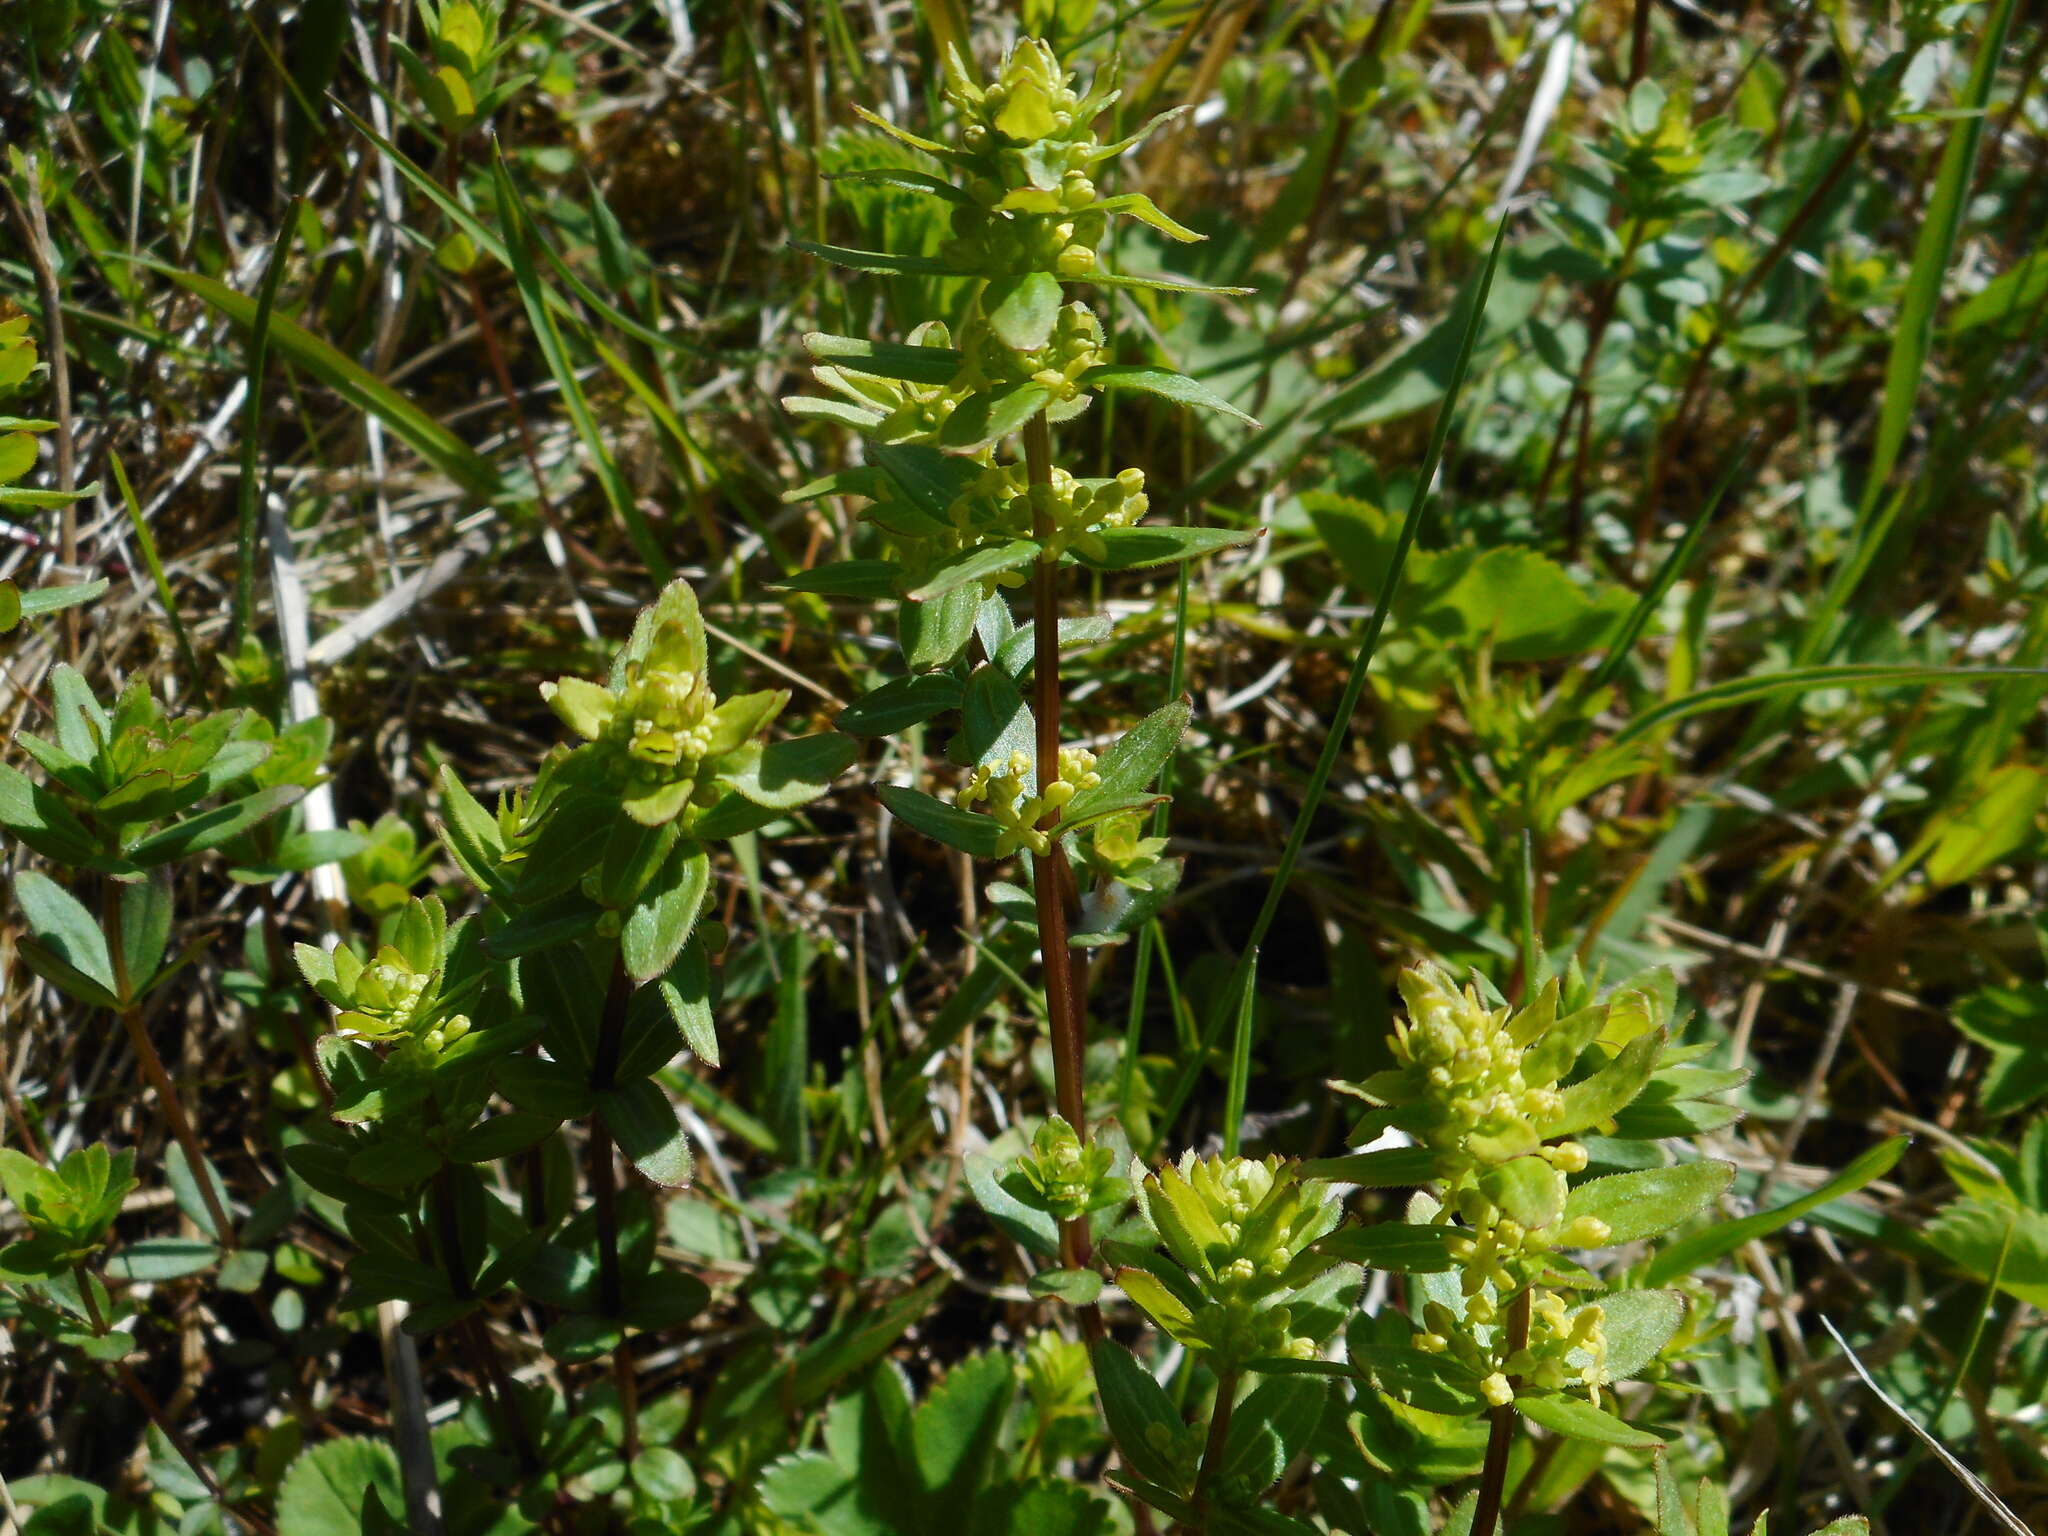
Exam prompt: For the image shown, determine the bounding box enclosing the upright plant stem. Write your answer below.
[1189,1366,1240,1530]
[103,884,237,1248]
[591,956,640,1455]
[1023,412,1091,1261]
[591,959,631,1317]
[1469,1287,1533,1536]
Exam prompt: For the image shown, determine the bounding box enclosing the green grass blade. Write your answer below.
[1609,664,2048,751]
[107,452,200,685]
[1163,217,1512,1153]
[1642,1135,1908,1287]
[490,149,673,581]
[1796,0,2019,664]
[234,196,300,648]
[137,261,502,503]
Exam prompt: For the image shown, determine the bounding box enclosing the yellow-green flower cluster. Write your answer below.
[1390,965,1572,1170]
[295,897,471,1066]
[964,302,1107,402]
[1119,1154,1345,1373]
[939,40,1111,278]
[1416,1289,1612,1410]
[1081,811,1170,889]
[957,746,1100,856]
[1374,965,1622,1407]
[815,321,966,445]
[543,580,787,826]
[1002,1115,1130,1222]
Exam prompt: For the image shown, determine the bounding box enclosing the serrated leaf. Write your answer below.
[726,734,858,810]
[621,840,710,983]
[906,539,1041,601]
[600,1078,692,1188]
[1090,1340,1189,1493]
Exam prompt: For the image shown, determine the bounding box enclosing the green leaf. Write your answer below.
[1644,1137,1907,1287]
[1924,1199,2048,1307]
[906,539,1042,601]
[1299,1147,1443,1187]
[938,384,1055,450]
[960,663,1035,771]
[1083,363,1256,425]
[963,1152,1059,1256]
[725,734,858,810]
[1513,1391,1663,1448]
[140,265,502,502]
[658,938,721,1068]
[912,1351,1016,1505]
[775,560,903,598]
[789,239,971,277]
[1028,1266,1106,1304]
[277,1436,406,1536]
[621,841,711,984]
[802,332,963,385]
[760,1453,892,1536]
[1090,1340,1190,1492]
[1922,765,2048,888]
[1548,1029,1665,1138]
[116,871,173,1000]
[1594,1289,1687,1381]
[1951,246,2048,337]
[877,785,1005,858]
[1066,700,1189,821]
[1315,1222,1457,1271]
[835,674,965,736]
[1561,1160,1734,1245]
[104,1238,221,1283]
[1218,1377,1325,1491]
[599,1078,693,1188]
[1481,1156,1564,1231]
[1078,525,1262,570]
[1093,192,1203,242]
[985,271,1064,352]
[128,784,305,865]
[13,871,115,998]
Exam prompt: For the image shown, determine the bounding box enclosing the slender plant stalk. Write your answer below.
[591,959,632,1317]
[103,883,237,1247]
[1023,412,1092,1256]
[233,196,301,649]
[1188,1366,1241,1531]
[1163,220,1510,1150]
[1468,1287,1533,1536]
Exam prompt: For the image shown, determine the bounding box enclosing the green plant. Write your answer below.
[6,5,2046,1536]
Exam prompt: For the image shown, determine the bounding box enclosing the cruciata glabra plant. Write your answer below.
[783,37,1257,1297]
[282,576,857,1527]
[778,38,1772,1536]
